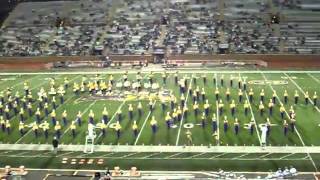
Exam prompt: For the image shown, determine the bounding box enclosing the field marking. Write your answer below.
[232,153,249,160]
[95,100,127,142]
[189,152,207,158]
[215,73,220,145]
[259,153,271,158]
[307,73,320,84]
[279,153,295,160]
[261,71,318,172]
[60,100,97,138]
[119,152,140,158]
[285,73,320,114]
[141,152,162,159]
[175,76,192,146]
[239,73,262,146]
[164,152,184,159]
[134,101,157,145]
[2,70,320,76]
[14,75,81,144]
[3,74,40,89]
[57,151,76,157]
[209,153,226,159]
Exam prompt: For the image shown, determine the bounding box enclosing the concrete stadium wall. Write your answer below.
[0,54,319,70]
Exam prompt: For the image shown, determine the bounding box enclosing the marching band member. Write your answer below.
[193,101,199,117]
[244,100,249,116]
[186,130,192,145]
[260,89,265,102]
[76,111,82,126]
[57,85,65,104]
[162,72,167,84]
[138,102,143,117]
[201,88,206,101]
[202,74,207,85]
[54,121,61,139]
[102,107,109,124]
[5,120,10,134]
[183,104,188,119]
[195,86,200,101]
[35,108,41,124]
[0,102,2,115]
[249,88,254,103]
[64,77,69,89]
[218,99,224,115]
[280,104,285,119]
[4,105,10,120]
[51,109,56,126]
[52,96,57,109]
[230,75,234,87]
[149,100,154,112]
[132,120,138,137]
[259,101,265,116]
[266,118,271,136]
[284,90,288,104]
[41,120,50,139]
[13,101,18,115]
[238,89,243,103]
[24,81,29,96]
[128,104,134,120]
[215,88,219,100]
[73,82,80,95]
[89,109,95,124]
[70,121,76,138]
[177,106,182,121]
[220,75,224,87]
[0,116,4,132]
[249,118,255,135]
[238,77,242,89]
[172,109,177,123]
[62,110,68,126]
[294,90,299,105]
[268,99,274,116]
[230,100,236,116]
[283,120,288,136]
[19,121,25,136]
[32,121,39,137]
[100,122,107,136]
[212,113,217,132]
[270,90,276,104]
[180,94,185,108]
[204,100,210,117]
[226,88,231,101]
[305,91,309,105]
[165,112,172,129]
[243,80,247,91]
[170,96,176,111]
[44,103,49,117]
[150,116,157,133]
[115,121,122,139]
[201,112,206,128]
[223,116,228,133]
[234,118,240,135]
[174,71,178,85]
[313,92,317,106]
[290,118,296,133]
[213,74,217,85]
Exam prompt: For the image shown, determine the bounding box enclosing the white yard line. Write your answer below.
[261,71,318,172]
[239,73,262,146]
[2,70,320,76]
[215,73,220,145]
[209,153,226,159]
[61,100,97,138]
[119,152,140,158]
[307,73,320,84]
[57,151,75,157]
[188,152,206,159]
[232,153,249,160]
[285,73,320,113]
[259,153,271,158]
[14,75,81,144]
[279,153,295,160]
[134,101,157,145]
[142,152,162,159]
[175,76,192,146]
[164,152,184,159]
[95,100,127,141]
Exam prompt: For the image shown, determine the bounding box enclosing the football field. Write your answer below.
[0,70,320,172]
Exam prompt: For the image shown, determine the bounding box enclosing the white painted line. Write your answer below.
[134,101,156,145]
[279,153,295,160]
[209,153,226,159]
[14,75,81,144]
[261,71,318,172]
[176,76,192,146]
[259,153,271,158]
[307,73,320,84]
[164,152,184,159]
[285,73,320,113]
[119,152,140,158]
[57,151,75,157]
[61,100,97,138]
[232,153,249,160]
[142,152,162,159]
[239,73,262,146]
[188,152,206,159]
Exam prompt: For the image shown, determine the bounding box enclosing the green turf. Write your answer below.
[0,71,320,171]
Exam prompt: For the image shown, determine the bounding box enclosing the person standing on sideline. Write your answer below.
[52,137,59,155]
